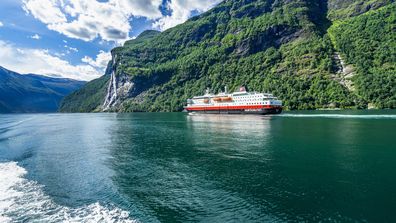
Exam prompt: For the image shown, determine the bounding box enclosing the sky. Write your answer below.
[0,0,221,81]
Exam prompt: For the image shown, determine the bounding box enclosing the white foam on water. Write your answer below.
[280,114,396,119]
[0,162,137,223]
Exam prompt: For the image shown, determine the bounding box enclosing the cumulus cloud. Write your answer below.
[0,40,103,81]
[154,0,222,31]
[30,34,41,39]
[82,50,112,69]
[22,0,222,42]
[22,0,67,24]
[22,0,163,42]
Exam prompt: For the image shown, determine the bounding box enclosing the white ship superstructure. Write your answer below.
[185,87,282,115]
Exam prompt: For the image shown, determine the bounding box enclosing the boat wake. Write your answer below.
[0,162,137,223]
[280,114,396,119]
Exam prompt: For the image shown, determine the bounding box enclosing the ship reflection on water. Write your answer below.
[185,114,275,160]
[186,113,273,133]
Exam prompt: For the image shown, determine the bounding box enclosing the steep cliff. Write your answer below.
[60,0,395,112]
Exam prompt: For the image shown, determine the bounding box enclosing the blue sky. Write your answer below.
[0,0,221,80]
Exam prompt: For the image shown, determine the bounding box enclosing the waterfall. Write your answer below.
[102,71,117,111]
[102,55,118,111]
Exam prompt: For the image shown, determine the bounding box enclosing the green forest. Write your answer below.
[60,0,396,112]
[329,4,396,108]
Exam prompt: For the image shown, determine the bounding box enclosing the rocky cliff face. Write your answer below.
[103,55,119,110]
[103,70,135,111]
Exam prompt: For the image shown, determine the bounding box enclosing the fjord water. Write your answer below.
[1,111,396,222]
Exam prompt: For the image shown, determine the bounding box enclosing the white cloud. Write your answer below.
[22,0,163,42]
[154,0,222,31]
[22,0,221,42]
[0,40,103,81]
[22,0,67,24]
[0,21,3,27]
[82,50,112,69]
[30,34,41,39]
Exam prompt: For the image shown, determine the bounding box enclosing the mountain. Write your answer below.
[60,0,395,112]
[59,75,110,113]
[328,3,395,108]
[0,66,86,113]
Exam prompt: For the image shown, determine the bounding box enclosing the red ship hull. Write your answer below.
[185,105,282,115]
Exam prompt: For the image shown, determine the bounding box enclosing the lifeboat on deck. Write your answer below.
[221,97,232,102]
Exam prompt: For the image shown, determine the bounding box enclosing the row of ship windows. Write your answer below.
[234,99,266,102]
[235,96,263,99]
[246,103,265,105]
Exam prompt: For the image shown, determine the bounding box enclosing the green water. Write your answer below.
[0,110,395,222]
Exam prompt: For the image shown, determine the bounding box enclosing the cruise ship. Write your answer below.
[184,87,282,115]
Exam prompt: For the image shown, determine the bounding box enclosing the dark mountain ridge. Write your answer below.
[0,66,85,113]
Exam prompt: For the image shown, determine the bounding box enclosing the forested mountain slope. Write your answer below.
[60,0,395,112]
[329,4,395,108]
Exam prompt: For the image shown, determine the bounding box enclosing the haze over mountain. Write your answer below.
[60,0,395,112]
[0,66,85,113]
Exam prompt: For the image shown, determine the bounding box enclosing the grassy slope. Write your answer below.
[328,3,396,108]
[327,0,394,20]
